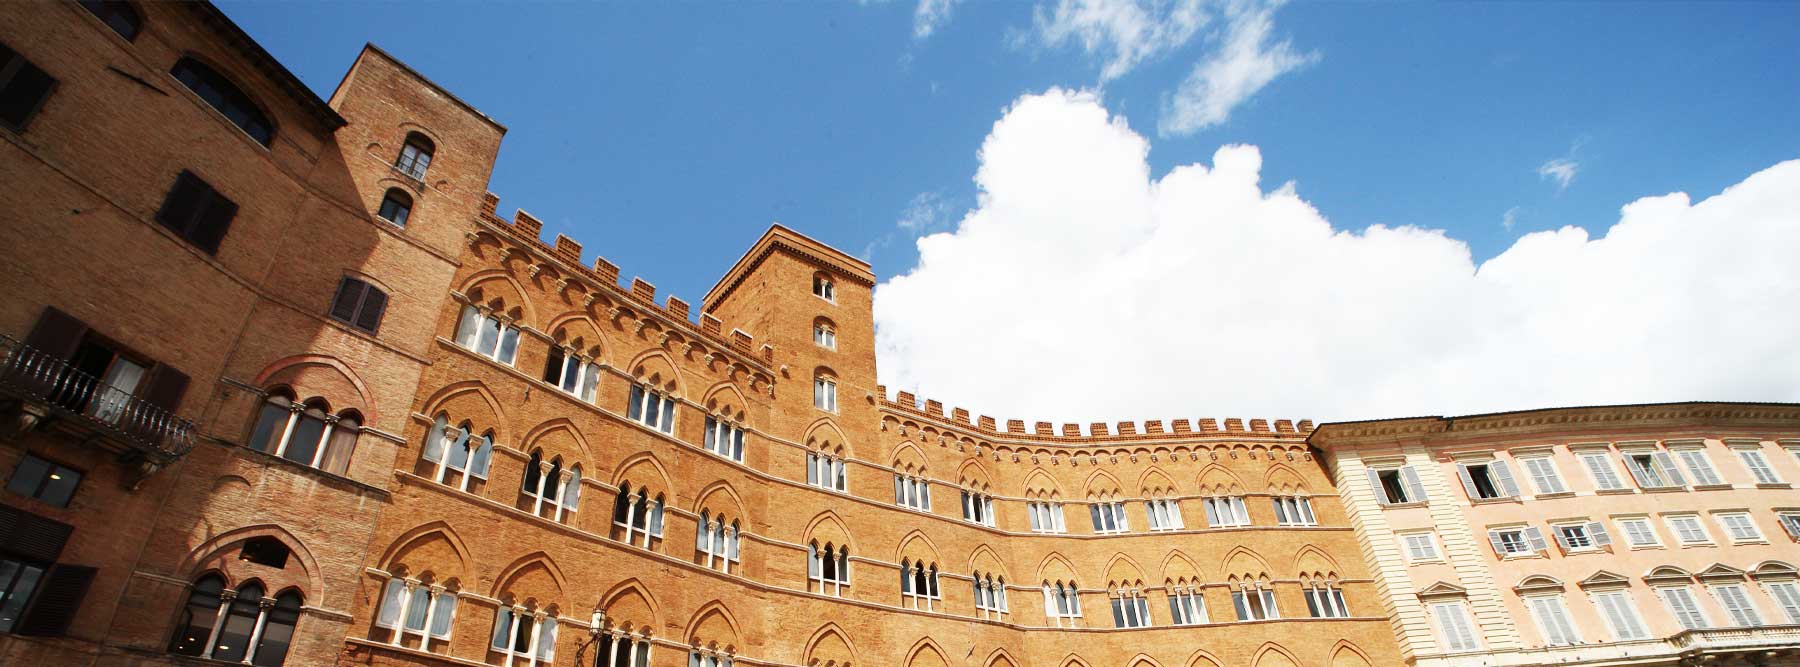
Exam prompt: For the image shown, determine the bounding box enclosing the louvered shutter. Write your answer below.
[1401,466,1428,502]
[1,506,74,562]
[1621,455,1652,487]
[354,288,386,333]
[1651,452,1686,486]
[1587,521,1612,547]
[140,363,189,413]
[1486,530,1506,556]
[23,306,88,361]
[1489,460,1520,497]
[16,564,96,636]
[189,187,237,255]
[1524,526,1550,552]
[1365,470,1389,504]
[1455,464,1480,499]
[330,279,365,322]
[1550,525,1572,552]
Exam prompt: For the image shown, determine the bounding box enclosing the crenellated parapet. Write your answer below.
[875,385,1318,465]
[472,193,780,381]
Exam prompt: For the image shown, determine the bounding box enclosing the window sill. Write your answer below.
[1643,486,1688,494]
[1727,539,1768,546]
[1532,491,1576,500]
[1755,482,1792,490]
[1676,542,1717,549]
[1380,501,1429,509]
[1595,488,1636,495]
[1470,496,1520,505]
[1627,544,1665,551]
[1691,483,1733,491]
[1500,552,1547,561]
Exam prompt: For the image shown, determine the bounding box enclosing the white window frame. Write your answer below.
[1043,581,1083,628]
[1109,590,1152,628]
[1146,497,1185,531]
[454,304,521,365]
[1525,594,1580,646]
[422,415,495,492]
[893,474,931,512]
[1430,601,1482,652]
[813,377,837,412]
[1201,496,1250,528]
[594,632,652,667]
[626,384,676,435]
[1665,514,1712,545]
[1614,517,1661,548]
[1672,448,1725,486]
[1763,580,1800,624]
[1551,521,1611,554]
[1167,586,1207,626]
[544,347,601,403]
[1304,583,1349,618]
[694,511,741,574]
[806,451,847,492]
[1027,501,1067,534]
[1578,451,1628,491]
[1735,448,1784,485]
[1620,449,1685,490]
[973,573,1009,619]
[1231,584,1280,621]
[1710,583,1765,627]
[1089,500,1129,534]
[688,651,733,667]
[702,415,746,463]
[1272,496,1316,526]
[612,486,665,550]
[489,608,557,667]
[812,274,835,302]
[961,490,996,527]
[1488,525,1548,557]
[1714,512,1764,543]
[1779,512,1800,542]
[520,456,581,523]
[1456,459,1521,500]
[812,323,836,350]
[376,577,457,652]
[1368,465,1428,504]
[1400,532,1441,562]
[808,543,850,597]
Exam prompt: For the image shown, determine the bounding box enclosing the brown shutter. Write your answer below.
[23,305,89,361]
[0,504,75,562]
[190,189,237,255]
[139,364,189,413]
[329,278,364,322]
[353,287,386,334]
[154,171,207,236]
[16,564,97,636]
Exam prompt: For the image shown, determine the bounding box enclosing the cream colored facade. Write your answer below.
[1312,404,1800,667]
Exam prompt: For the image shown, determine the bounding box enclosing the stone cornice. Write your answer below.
[1310,401,1800,451]
[703,225,876,310]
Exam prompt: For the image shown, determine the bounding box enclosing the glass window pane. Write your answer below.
[248,399,290,453]
[282,413,326,466]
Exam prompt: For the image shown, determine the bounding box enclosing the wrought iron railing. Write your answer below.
[0,334,197,463]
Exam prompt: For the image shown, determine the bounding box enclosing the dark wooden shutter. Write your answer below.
[154,171,207,237]
[353,287,386,333]
[329,278,365,322]
[15,564,97,636]
[23,306,89,360]
[189,189,237,255]
[0,504,74,562]
[139,364,189,413]
[0,42,57,131]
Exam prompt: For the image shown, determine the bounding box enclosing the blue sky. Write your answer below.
[220,1,1800,420]
[220,1,1799,303]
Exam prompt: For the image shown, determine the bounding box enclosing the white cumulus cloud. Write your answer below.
[1158,0,1316,135]
[873,89,1800,425]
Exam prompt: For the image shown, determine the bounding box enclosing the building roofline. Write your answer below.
[702,223,874,311]
[191,2,346,130]
[351,43,508,133]
[1307,400,1800,448]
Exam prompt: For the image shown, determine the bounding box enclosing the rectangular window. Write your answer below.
[1766,581,1800,624]
[1272,496,1316,526]
[1089,501,1129,533]
[328,277,387,335]
[1487,526,1547,557]
[1615,517,1660,547]
[1520,456,1567,494]
[5,455,81,508]
[703,416,745,463]
[1711,584,1763,627]
[1368,466,1427,504]
[453,305,520,365]
[1231,587,1279,621]
[154,170,237,255]
[1736,448,1784,485]
[1401,533,1440,562]
[0,557,48,633]
[1666,515,1711,545]
[1527,595,1581,646]
[1551,521,1611,553]
[1304,585,1349,618]
[1781,513,1800,542]
[1658,586,1709,630]
[1201,496,1250,528]
[1673,449,1724,486]
[1167,588,1207,625]
[1146,498,1184,530]
[807,452,846,492]
[1580,452,1627,491]
[1027,501,1066,534]
[961,490,995,526]
[0,41,57,132]
[1715,512,1763,542]
[1110,594,1152,628]
[813,377,836,412]
[626,384,675,435]
[1621,450,1685,489]
[1430,601,1481,652]
[1591,590,1650,640]
[1456,460,1519,500]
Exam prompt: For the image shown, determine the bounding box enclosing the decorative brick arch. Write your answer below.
[543,311,611,361]
[968,544,1009,578]
[895,529,943,565]
[252,354,377,424]
[377,520,474,586]
[684,600,741,653]
[419,381,509,443]
[490,551,568,610]
[612,452,675,494]
[1184,649,1226,667]
[803,418,854,457]
[1330,640,1374,667]
[460,268,538,327]
[598,578,662,634]
[179,524,325,600]
[804,511,856,552]
[1082,469,1125,499]
[803,622,857,667]
[626,348,685,396]
[903,637,949,667]
[983,649,1019,667]
[1136,466,1178,495]
[1252,642,1302,667]
[700,381,752,423]
[693,480,749,522]
[1102,553,1147,588]
[520,417,595,470]
[1161,550,1203,583]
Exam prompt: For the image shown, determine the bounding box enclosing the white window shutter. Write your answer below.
[1455,464,1480,499]
[1550,526,1572,552]
[1487,530,1506,556]
[1652,452,1686,486]
[1587,521,1612,547]
[1365,470,1389,504]
[1401,466,1428,502]
[1489,460,1520,497]
[1525,526,1550,552]
[1621,455,1652,487]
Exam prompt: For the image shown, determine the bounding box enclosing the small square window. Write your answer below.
[1401,532,1440,561]
[5,454,81,507]
[0,42,58,132]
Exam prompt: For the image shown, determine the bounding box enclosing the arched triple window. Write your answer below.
[80,0,143,41]
[695,510,741,573]
[593,617,652,667]
[626,384,676,434]
[807,542,849,597]
[1145,497,1184,531]
[167,575,302,665]
[1272,495,1316,526]
[454,304,521,365]
[247,390,359,475]
[1027,500,1066,534]
[689,650,733,667]
[1231,580,1279,621]
[1042,580,1082,627]
[169,57,273,146]
[974,572,1008,619]
[1110,587,1152,628]
[703,415,745,463]
[899,559,940,611]
[1201,495,1250,528]
[611,483,665,549]
[422,414,495,492]
[377,188,413,226]
[806,450,847,492]
[489,606,557,666]
[1167,580,1208,625]
[375,576,457,653]
[542,347,600,403]
[961,489,995,527]
[394,133,435,180]
[1303,579,1349,618]
[520,451,581,523]
[893,470,930,511]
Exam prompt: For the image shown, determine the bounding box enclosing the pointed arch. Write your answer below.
[803,418,854,456]
[1160,550,1203,583]
[419,381,507,438]
[1196,464,1246,494]
[613,451,675,493]
[490,551,568,611]
[178,524,325,599]
[1293,544,1342,577]
[700,381,752,422]
[626,349,685,395]
[377,521,474,585]
[968,544,1008,577]
[804,511,855,551]
[957,458,994,489]
[1184,649,1225,667]
[983,648,1020,667]
[1251,643,1302,667]
[1081,469,1125,499]
[1126,653,1164,667]
[520,417,595,468]
[251,354,378,423]
[460,268,538,327]
[1022,468,1063,498]
[1037,552,1079,584]
[1058,654,1093,667]
[1263,463,1309,493]
[684,600,741,652]
[598,578,662,634]
[804,622,858,667]
[693,480,749,521]
[890,440,929,472]
[1221,546,1273,579]
[1102,553,1147,587]
[1136,466,1178,495]
[1329,641,1373,667]
[895,530,944,565]
[903,637,950,667]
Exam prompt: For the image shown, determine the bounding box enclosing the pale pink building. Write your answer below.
[1312,402,1800,666]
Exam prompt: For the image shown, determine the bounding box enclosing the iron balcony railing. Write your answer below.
[0,334,197,463]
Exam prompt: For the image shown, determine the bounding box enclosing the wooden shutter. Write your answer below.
[1621,454,1652,487]
[0,44,57,130]
[1651,452,1686,487]
[0,504,75,562]
[139,363,189,413]
[1587,521,1612,547]
[353,287,386,333]
[1401,466,1428,502]
[1489,460,1521,497]
[1524,526,1550,552]
[189,188,237,255]
[154,171,208,238]
[1486,530,1506,556]
[1365,470,1389,504]
[15,564,96,636]
[1455,464,1480,499]
[329,278,365,322]
[23,306,89,360]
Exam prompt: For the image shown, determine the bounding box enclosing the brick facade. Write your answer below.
[0,4,1792,667]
